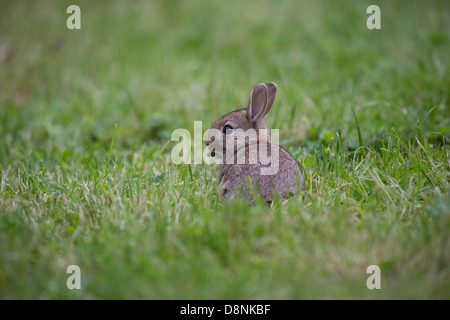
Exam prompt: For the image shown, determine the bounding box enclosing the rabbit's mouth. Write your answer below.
[205,139,223,159]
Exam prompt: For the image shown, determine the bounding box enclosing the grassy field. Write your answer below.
[0,0,449,299]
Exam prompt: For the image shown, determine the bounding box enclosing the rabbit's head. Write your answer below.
[206,82,277,162]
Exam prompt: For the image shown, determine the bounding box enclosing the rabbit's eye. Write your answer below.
[222,125,234,135]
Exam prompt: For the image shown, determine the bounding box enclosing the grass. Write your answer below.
[0,0,449,299]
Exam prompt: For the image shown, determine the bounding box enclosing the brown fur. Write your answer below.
[206,82,305,203]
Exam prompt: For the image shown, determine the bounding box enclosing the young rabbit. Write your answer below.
[206,82,305,203]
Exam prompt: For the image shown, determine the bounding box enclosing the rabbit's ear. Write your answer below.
[264,82,277,116]
[248,83,268,124]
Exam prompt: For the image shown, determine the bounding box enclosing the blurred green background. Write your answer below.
[1,0,448,157]
[0,0,449,299]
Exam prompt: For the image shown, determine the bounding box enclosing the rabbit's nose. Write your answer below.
[205,135,216,147]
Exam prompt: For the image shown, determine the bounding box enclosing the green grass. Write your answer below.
[0,0,449,299]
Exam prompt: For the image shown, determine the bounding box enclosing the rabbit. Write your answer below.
[206,82,305,203]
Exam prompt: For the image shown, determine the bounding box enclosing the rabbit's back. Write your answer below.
[218,143,304,203]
